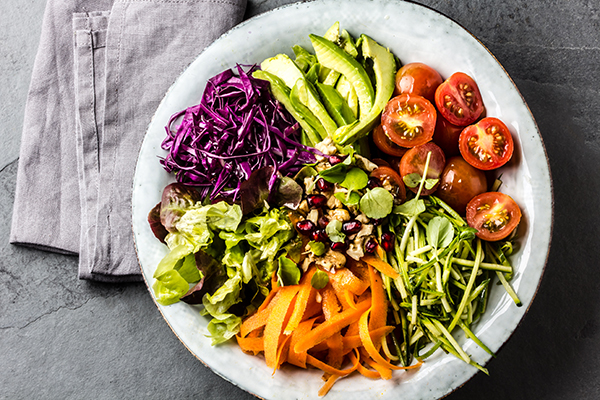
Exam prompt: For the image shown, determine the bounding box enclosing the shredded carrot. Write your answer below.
[284,268,316,335]
[367,264,388,333]
[294,298,371,354]
[322,286,344,368]
[362,352,392,380]
[362,254,400,279]
[264,285,300,369]
[237,256,422,395]
[342,326,393,353]
[334,288,355,311]
[240,290,281,337]
[359,308,422,372]
[287,317,317,369]
[306,348,360,377]
[328,267,369,295]
[317,374,339,397]
[235,334,264,354]
[348,350,381,379]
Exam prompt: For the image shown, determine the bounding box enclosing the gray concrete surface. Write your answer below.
[1,0,599,399]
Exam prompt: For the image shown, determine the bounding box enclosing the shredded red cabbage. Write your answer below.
[160,65,317,201]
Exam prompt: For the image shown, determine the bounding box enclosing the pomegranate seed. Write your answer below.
[367,177,381,189]
[295,220,316,235]
[380,232,395,252]
[307,194,327,208]
[318,216,330,228]
[316,178,333,191]
[331,241,347,251]
[312,229,328,242]
[342,220,362,235]
[365,238,378,253]
[372,218,384,226]
[329,155,346,165]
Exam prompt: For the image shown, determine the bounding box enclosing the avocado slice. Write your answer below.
[339,29,359,58]
[335,75,359,118]
[261,53,337,138]
[309,34,374,117]
[252,70,322,146]
[292,45,317,73]
[316,82,357,127]
[331,34,396,146]
[318,23,342,85]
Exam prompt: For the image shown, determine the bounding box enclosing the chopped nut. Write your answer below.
[315,137,337,156]
[307,209,320,224]
[298,200,309,214]
[327,194,343,209]
[356,223,374,239]
[315,249,346,271]
[356,213,370,224]
[304,176,316,194]
[346,241,365,261]
[329,208,351,222]
[354,154,378,172]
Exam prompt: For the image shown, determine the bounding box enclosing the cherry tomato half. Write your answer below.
[434,72,484,126]
[436,156,487,215]
[371,166,406,204]
[373,125,409,157]
[393,62,443,103]
[459,117,514,170]
[466,192,521,241]
[399,142,446,196]
[381,94,437,148]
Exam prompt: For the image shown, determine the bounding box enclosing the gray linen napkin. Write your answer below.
[11,0,247,282]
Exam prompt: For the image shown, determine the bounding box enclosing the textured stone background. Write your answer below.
[1,0,598,399]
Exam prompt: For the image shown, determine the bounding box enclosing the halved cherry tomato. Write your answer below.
[433,114,463,157]
[381,94,437,148]
[371,158,391,168]
[466,192,521,241]
[370,166,406,204]
[393,62,443,103]
[373,125,409,157]
[434,72,484,126]
[399,142,445,196]
[459,117,514,170]
[436,156,487,215]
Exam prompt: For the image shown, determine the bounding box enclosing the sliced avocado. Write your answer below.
[331,35,396,146]
[305,63,320,84]
[323,22,340,42]
[318,22,341,84]
[261,53,337,138]
[335,75,359,118]
[316,82,357,126]
[252,70,321,146]
[340,29,359,58]
[309,34,374,118]
[289,80,331,141]
[292,45,317,73]
[321,69,341,86]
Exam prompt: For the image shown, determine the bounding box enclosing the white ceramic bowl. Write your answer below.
[132,1,553,398]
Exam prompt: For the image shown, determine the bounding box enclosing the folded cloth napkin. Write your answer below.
[10,0,247,282]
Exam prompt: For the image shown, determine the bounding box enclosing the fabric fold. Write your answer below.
[11,0,248,282]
